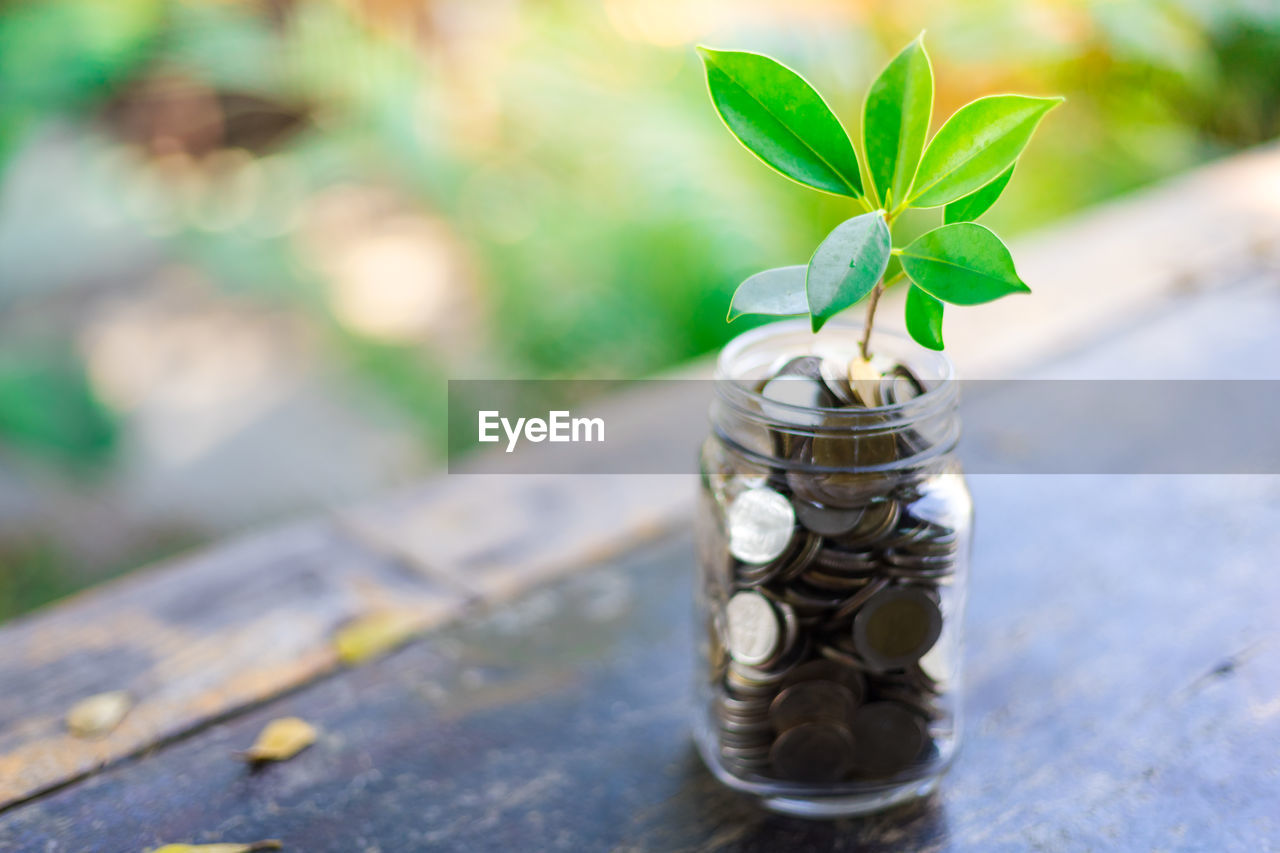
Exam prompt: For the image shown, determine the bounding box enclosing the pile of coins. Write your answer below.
[702,354,961,786]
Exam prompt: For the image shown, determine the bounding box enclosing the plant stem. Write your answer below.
[858,271,905,360]
[859,282,884,361]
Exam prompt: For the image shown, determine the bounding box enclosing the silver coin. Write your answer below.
[794,500,866,536]
[725,660,787,697]
[727,487,796,564]
[879,365,926,406]
[759,375,832,427]
[725,591,782,666]
[772,355,826,381]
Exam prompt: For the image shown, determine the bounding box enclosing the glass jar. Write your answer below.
[693,319,972,818]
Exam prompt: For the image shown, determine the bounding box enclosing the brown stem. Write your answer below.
[859,281,885,361]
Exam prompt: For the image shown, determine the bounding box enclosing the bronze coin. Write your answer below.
[769,680,859,732]
[847,701,928,779]
[811,428,898,470]
[769,721,857,783]
[833,499,900,546]
[780,658,867,705]
[851,586,943,670]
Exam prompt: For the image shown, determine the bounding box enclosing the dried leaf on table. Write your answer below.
[66,690,132,738]
[334,609,423,665]
[240,716,317,763]
[149,842,282,853]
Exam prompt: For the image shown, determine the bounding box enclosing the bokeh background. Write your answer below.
[2,0,1278,621]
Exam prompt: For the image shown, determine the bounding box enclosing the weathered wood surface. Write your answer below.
[0,473,685,812]
[1,146,1279,849]
[0,521,465,811]
[3,467,1280,851]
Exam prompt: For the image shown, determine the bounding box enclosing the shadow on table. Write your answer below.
[627,744,951,852]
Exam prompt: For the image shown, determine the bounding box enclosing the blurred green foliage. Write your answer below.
[0,340,116,467]
[0,0,1279,614]
[0,0,162,171]
[5,0,1279,387]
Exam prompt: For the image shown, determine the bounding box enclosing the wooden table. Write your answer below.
[2,147,1280,852]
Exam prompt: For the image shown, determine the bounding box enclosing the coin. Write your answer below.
[794,500,865,536]
[769,721,857,783]
[834,499,899,546]
[727,487,795,564]
[879,364,926,406]
[847,356,883,408]
[814,546,878,575]
[780,659,867,702]
[847,702,928,779]
[851,587,943,670]
[772,355,826,380]
[832,576,890,622]
[818,358,857,405]
[811,428,897,470]
[801,574,874,597]
[760,598,801,670]
[760,357,835,426]
[817,642,872,672]
[725,591,782,666]
[809,425,899,507]
[769,680,859,732]
[777,581,848,612]
[760,375,831,413]
[727,658,789,691]
[736,531,821,587]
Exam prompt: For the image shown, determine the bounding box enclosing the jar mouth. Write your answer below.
[714,319,957,423]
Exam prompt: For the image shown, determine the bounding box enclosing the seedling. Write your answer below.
[699,35,1062,357]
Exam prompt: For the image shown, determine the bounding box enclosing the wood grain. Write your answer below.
[0,521,464,810]
[4,469,1280,852]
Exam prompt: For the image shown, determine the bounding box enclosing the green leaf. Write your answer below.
[901,222,1029,305]
[904,285,945,350]
[727,265,809,321]
[864,34,933,210]
[909,95,1062,208]
[806,211,891,331]
[943,163,1014,224]
[696,47,864,198]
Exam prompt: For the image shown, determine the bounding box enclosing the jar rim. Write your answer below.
[714,319,957,420]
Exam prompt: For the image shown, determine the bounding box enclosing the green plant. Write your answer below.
[700,35,1061,356]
